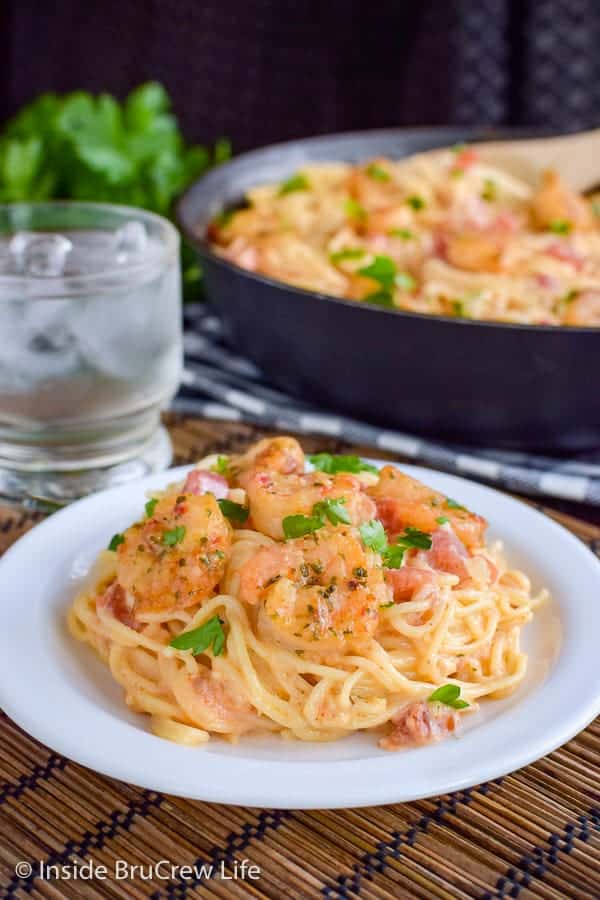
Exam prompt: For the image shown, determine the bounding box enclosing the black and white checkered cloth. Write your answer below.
[177,305,600,506]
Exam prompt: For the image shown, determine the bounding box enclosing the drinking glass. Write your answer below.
[0,202,182,508]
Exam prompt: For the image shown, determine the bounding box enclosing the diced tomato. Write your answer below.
[385,567,433,602]
[379,701,458,750]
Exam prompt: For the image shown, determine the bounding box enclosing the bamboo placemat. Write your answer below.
[1,416,599,900]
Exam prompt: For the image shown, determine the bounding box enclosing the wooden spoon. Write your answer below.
[430,129,600,192]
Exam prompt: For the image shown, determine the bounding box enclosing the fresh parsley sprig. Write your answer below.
[169,615,226,657]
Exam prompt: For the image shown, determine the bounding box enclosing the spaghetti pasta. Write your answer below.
[68,437,547,750]
[208,149,600,326]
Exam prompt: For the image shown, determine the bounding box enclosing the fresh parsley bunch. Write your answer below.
[0,82,229,298]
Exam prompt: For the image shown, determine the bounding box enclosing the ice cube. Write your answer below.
[113,221,147,263]
[9,232,73,277]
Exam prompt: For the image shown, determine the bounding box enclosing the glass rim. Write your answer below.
[0,201,180,297]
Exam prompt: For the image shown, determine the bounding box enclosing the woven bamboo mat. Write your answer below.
[1,416,599,900]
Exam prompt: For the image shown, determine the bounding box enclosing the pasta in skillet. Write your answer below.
[69,437,547,750]
[209,148,600,326]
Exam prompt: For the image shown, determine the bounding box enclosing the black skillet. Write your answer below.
[177,128,600,451]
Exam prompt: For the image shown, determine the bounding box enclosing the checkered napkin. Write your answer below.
[176,305,600,506]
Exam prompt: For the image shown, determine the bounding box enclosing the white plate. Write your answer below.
[0,462,599,809]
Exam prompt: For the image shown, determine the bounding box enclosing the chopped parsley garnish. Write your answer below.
[407,195,425,211]
[108,533,125,551]
[283,496,351,538]
[162,525,186,546]
[481,178,497,202]
[382,527,432,568]
[389,227,414,240]
[395,271,416,292]
[214,208,236,228]
[436,516,450,525]
[445,497,465,510]
[358,254,397,289]
[548,219,572,234]
[329,247,365,263]
[218,499,249,524]
[353,566,368,578]
[451,300,466,317]
[278,172,310,195]
[363,289,395,307]
[282,513,324,540]
[365,163,390,182]
[359,519,388,554]
[428,684,469,709]
[309,453,378,475]
[169,615,226,657]
[592,199,600,219]
[144,497,158,518]
[212,455,229,476]
[344,198,366,221]
[313,498,351,526]
[360,520,431,567]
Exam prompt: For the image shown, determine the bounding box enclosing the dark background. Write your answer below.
[1,0,600,151]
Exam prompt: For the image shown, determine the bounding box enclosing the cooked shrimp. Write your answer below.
[115,492,231,615]
[368,465,486,549]
[444,231,503,272]
[230,436,305,489]
[379,700,458,750]
[246,469,376,540]
[348,158,405,212]
[531,170,594,231]
[238,526,389,644]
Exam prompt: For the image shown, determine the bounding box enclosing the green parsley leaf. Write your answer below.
[381,544,407,568]
[389,227,414,240]
[313,498,351,526]
[363,289,395,308]
[382,527,433,568]
[344,197,367,220]
[162,525,186,546]
[407,195,425,211]
[169,615,226,657]
[279,172,310,195]
[282,514,324,539]
[592,198,600,219]
[548,219,572,234]
[213,208,236,229]
[451,143,466,154]
[428,684,469,709]
[108,533,125,551]
[212,455,230,476]
[359,520,388,554]
[445,497,465,510]
[308,453,378,475]
[358,254,397,289]
[379,601,394,609]
[218,499,249,524]
[451,300,466,317]
[400,527,433,550]
[481,178,497,202]
[145,497,158,518]
[365,162,390,181]
[436,515,450,524]
[395,271,416,292]
[329,247,366,263]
